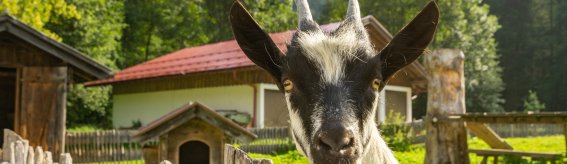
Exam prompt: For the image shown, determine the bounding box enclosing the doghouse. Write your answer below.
[0,14,111,158]
[133,102,256,164]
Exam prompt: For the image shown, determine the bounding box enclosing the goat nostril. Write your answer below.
[317,130,355,151]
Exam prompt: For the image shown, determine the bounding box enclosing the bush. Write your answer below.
[378,111,414,151]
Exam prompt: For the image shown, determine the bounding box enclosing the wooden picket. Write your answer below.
[224,144,272,164]
[238,127,295,154]
[1,129,72,164]
[65,130,154,163]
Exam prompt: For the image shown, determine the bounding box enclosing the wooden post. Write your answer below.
[424,49,469,164]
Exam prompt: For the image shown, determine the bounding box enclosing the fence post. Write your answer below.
[424,49,469,164]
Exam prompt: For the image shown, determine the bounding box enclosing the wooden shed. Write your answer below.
[133,102,256,164]
[0,14,112,157]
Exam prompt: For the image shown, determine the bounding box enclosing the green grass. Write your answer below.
[249,150,310,164]
[67,125,104,132]
[250,135,566,164]
[87,160,145,164]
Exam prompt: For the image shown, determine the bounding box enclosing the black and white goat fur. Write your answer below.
[230,0,438,163]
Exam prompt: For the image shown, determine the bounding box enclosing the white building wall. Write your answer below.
[113,85,254,127]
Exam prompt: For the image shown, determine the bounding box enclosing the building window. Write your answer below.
[377,85,412,123]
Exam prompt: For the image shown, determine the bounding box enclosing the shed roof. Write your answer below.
[133,102,257,143]
[0,14,112,81]
[86,16,426,87]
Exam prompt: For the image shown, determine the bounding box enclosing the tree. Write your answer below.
[484,0,567,112]
[523,90,545,112]
[46,0,126,128]
[119,0,296,69]
[119,0,210,68]
[0,0,79,40]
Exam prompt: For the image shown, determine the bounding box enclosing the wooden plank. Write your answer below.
[35,147,44,164]
[59,153,72,164]
[14,68,21,133]
[466,122,513,150]
[3,129,23,160]
[452,112,567,124]
[18,67,67,161]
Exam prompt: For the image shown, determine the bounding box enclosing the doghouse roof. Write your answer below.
[133,102,257,144]
[0,14,112,81]
[85,16,427,87]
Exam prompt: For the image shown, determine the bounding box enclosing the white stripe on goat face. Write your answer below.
[286,93,311,158]
[296,26,372,85]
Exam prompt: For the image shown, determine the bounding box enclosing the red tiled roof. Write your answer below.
[85,31,294,86]
[85,22,344,86]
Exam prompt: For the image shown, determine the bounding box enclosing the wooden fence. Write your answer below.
[65,130,154,163]
[237,127,295,154]
[487,124,564,138]
[1,129,72,164]
[224,144,272,164]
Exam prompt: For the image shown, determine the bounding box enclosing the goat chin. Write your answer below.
[361,127,399,164]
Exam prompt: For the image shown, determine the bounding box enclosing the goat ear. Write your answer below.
[230,1,284,81]
[378,1,439,82]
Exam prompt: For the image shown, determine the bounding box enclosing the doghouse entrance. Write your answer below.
[179,141,209,164]
[0,67,16,146]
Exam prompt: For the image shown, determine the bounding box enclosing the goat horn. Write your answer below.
[296,0,314,27]
[346,0,361,20]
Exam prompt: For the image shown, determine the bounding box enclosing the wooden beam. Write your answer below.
[466,122,513,150]
[450,112,567,124]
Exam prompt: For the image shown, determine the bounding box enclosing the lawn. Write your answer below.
[249,135,566,164]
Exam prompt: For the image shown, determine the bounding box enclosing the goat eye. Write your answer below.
[283,79,294,92]
[372,79,381,91]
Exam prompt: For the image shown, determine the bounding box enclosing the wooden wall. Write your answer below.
[0,35,68,160]
[18,67,67,158]
[0,36,64,67]
[113,67,273,94]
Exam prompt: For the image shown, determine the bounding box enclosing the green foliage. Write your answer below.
[523,90,545,112]
[379,111,414,151]
[46,0,125,69]
[119,0,296,69]
[0,0,79,40]
[45,0,125,129]
[130,119,142,129]
[484,0,567,112]
[120,0,210,68]
[439,1,504,113]
[67,125,104,132]
[66,85,113,129]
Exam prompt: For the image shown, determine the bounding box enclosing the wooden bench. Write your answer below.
[469,149,562,164]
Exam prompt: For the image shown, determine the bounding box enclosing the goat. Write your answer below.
[230,0,438,163]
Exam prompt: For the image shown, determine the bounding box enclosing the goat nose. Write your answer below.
[316,124,355,151]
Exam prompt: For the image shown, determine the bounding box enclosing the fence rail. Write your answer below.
[238,127,295,154]
[65,130,152,163]
[487,124,564,138]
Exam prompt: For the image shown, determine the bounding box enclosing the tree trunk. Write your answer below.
[424,49,469,164]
